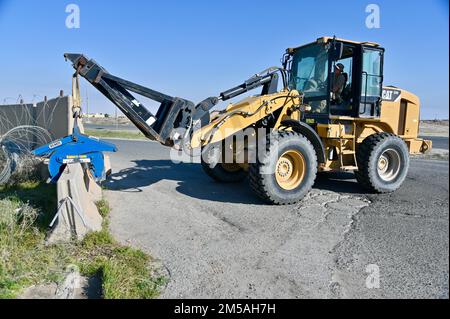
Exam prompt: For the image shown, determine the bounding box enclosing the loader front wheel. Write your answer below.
[201,143,247,183]
[249,131,317,205]
[355,133,410,193]
[201,160,247,183]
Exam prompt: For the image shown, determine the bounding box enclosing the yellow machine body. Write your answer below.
[66,37,432,204]
[190,38,431,173]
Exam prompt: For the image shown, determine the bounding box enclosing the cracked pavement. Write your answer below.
[104,139,449,299]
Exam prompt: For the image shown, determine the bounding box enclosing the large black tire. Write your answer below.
[201,144,247,183]
[249,131,317,205]
[201,160,247,183]
[355,133,410,193]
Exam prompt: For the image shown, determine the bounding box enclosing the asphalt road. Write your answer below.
[104,139,449,299]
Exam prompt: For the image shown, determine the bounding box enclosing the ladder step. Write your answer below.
[341,166,359,171]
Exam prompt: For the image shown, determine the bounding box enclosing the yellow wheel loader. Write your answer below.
[65,37,432,205]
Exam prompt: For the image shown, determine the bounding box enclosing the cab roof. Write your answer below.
[287,37,380,54]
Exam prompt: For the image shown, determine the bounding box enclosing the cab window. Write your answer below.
[362,49,382,97]
[290,44,329,114]
[330,45,355,116]
[360,48,383,117]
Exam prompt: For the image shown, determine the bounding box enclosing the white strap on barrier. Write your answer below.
[50,196,89,229]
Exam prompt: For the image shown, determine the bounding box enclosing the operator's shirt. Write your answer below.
[332,72,346,97]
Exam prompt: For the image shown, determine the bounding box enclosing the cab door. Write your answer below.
[358,47,384,118]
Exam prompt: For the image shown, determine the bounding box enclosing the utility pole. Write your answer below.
[115,107,118,130]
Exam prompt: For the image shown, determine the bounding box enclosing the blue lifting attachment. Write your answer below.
[32,125,117,183]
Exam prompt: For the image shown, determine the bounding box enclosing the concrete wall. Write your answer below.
[0,96,75,140]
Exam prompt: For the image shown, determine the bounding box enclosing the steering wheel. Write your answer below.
[292,76,308,84]
[312,78,326,89]
[305,78,326,91]
[293,77,326,91]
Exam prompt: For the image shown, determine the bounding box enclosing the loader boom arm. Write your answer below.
[64,53,285,148]
[65,53,197,146]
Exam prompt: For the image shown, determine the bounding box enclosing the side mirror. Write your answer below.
[330,42,344,60]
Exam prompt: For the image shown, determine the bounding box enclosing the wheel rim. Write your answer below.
[377,148,401,182]
[275,150,306,190]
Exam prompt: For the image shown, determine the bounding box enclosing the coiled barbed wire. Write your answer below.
[0,96,64,184]
[0,126,53,184]
[0,96,60,136]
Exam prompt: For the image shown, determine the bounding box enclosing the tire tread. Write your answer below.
[249,130,317,205]
[355,132,408,193]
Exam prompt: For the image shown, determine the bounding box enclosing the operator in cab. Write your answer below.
[331,63,346,104]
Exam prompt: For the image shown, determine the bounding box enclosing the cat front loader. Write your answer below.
[64,36,431,205]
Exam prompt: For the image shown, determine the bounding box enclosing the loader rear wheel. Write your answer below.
[355,133,410,193]
[249,131,317,205]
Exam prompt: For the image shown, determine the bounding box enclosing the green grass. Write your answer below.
[84,129,146,140]
[0,181,57,230]
[0,182,165,299]
[0,183,68,298]
[95,198,110,218]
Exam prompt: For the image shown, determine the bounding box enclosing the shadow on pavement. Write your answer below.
[104,159,367,204]
[315,172,367,195]
[104,159,265,204]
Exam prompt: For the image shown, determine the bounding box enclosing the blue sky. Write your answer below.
[0,0,448,119]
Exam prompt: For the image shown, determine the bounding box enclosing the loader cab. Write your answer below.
[287,38,384,124]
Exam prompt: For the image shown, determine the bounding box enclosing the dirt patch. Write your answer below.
[420,120,449,137]
[413,148,449,161]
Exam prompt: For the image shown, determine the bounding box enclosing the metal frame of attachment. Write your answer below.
[64,53,196,146]
[64,53,286,148]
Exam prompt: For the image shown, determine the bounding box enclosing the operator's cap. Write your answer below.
[335,63,344,71]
